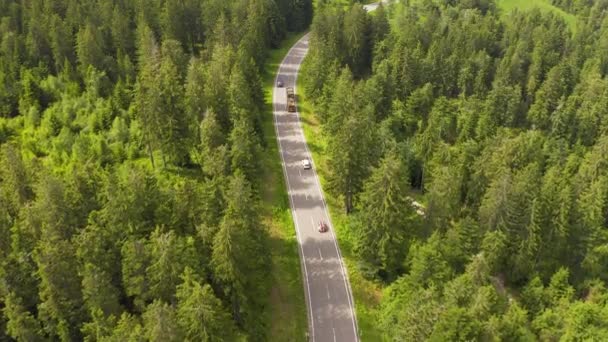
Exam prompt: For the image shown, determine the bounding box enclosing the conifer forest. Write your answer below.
[1,0,608,340]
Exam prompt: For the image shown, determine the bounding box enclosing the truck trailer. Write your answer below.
[286,87,296,112]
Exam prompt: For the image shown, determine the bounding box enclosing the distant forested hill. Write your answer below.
[303,0,608,339]
[0,0,311,340]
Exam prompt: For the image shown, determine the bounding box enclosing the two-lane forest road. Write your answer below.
[272,35,359,342]
[272,3,392,341]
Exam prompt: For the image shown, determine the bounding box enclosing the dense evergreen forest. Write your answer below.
[303,0,608,340]
[0,0,312,340]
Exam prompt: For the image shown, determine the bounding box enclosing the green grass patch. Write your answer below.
[297,65,385,342]
[496,0,577,32]
[261,32,309,342]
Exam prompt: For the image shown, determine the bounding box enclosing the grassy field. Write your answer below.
[296,66,385,341]
[262,32,308,341]
[496,0,577,31]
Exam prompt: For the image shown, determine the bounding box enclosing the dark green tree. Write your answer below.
[35,239,85,341]
[229,116,261,186]
[353,150,416,280]
[176,268,236,341]
[343,5,371,77]
[211,172,268,337]
[76,23,105,71]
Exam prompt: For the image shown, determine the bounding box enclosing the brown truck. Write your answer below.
[286,87,296,112]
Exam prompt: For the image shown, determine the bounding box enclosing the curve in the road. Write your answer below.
[273,35,358,342]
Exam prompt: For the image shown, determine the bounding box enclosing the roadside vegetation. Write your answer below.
[302,0,608,340]
[0,0,312,341]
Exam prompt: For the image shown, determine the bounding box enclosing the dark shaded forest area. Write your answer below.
[303,0,608,339]
[0,0,311,340]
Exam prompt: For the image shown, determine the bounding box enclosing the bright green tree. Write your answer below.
[142,300,184,342]
[3,292,43,342]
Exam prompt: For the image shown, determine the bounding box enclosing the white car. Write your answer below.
[302,159,311,169]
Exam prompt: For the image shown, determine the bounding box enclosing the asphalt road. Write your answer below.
[273,35,359,342]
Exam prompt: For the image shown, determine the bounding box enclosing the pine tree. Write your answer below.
[121,238,150,310]
[343,5,371,77]
[324,66,354,130]
[0,143,31,215]
[354,150,415,279]
[228,66,256,124]
[35,239,85,341]
[429,307,483,341]
[111,4,134,56]
[157,47,189,165]
[143,300,184,342]
[76,23,105,71]
[176,268,236,341]
[134,23,162,169]
[199,110,230,178]
[80,263,121,319]
[229,116,261,186]
[371,3,390,44]
[4,292,43,341]
[185,58,206,128]
[528,62,574,130]
[426,163,461,231]
[211,172,268,336]
[204,45,234,133]
[479,168,512,232]
[81,308,117,342]
[147,228,201,304]
[443,217,481,271]
[101,312,145,342]
[197,177,226,254]
[490,302,536,341]
[364,59,394,121]
[326,82,377,213]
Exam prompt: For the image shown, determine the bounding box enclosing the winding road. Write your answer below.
[272,3,391,341]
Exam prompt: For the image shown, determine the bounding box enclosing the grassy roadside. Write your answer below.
[297,64,385,341]
[261,32,308,341]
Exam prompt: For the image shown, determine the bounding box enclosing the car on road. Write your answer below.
[318,221,329,233]
[277,79,284,87]
[302,159,311,169]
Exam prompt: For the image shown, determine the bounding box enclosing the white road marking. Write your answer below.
[326,284,331,299]
[273,40,316,342]
[299,169,302,177]
[305,193,308,200]
[276,28,391,341]
[292,37,360,340]
[311,217,315,229]
[318,247,323,260]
